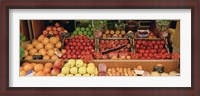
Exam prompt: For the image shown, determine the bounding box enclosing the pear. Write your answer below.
[87,67,95,74]
[57,73,65,76]
[87,63,95,67]
[78,67,87,74]
[68,59,75,67]
[66,74,73,76]
[75,59,84,67]
[70,67,78,74]
[74,74,82,76]
[61,66,70,74]
[82,74,90,76]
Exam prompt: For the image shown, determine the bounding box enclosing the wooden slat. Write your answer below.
[31,20,45,39]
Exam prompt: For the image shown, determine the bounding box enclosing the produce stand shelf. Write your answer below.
[21,59,179,73]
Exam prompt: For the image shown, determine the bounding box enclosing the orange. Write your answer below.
[55,42,61,48]
[25,44,33,50]
[46,73,51,76]
[32,40,39,47]
[43,67,51,74]
[47,49,55,56]
[36,71,46,76]
[22,62,29,66]
[20,66,24,71]
[38,35,45,42]
[29,48,37,56]
[24,56,32,60]
[44,62,53,68]
[24,64,33,71]
[45,43,54,50]
[42,38,49,45]
[34,64,44,71]
[20,71,26,76]
[31,63,37,67]
[43,55,50,60]
[55,23,60,27]
[46,26,52,31]
[49,37,58,44]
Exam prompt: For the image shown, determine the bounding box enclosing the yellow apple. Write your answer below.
[75,59,84,67]
[87,67,95,74]
[57,73,65,76]
[74,74,82,76]
[87,63,95,67]
[70,67,78,74]
[78,66,86,74]
[61,66,70,74]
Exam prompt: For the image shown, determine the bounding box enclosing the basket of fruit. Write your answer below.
[137,29,149,38]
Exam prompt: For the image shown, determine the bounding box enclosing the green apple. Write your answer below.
[81,27,85,31]
[73,31,78,35]
[75,59,84,67]
[61,66,70,74]
[83,31,87,35]
[86,27,90,31]
[76,27,81,31]
[78,31,83,35]
[70,67,78,74]
[78,66,86,74]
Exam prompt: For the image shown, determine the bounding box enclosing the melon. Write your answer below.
[35,43,44,50]
[24,50,29,56]
[38,35,45,42]
[43,55,50,60]
[24,56,32,60]
[49,37,58,44]
[51,55,59,60]
[29,48,37,55]
[55,42,62,48]
[45,43,54,50]
[39,49,46,55]
[25,44,33,50]
[32,40,39,47]
[47,49,55,56]
[42,37,49,44]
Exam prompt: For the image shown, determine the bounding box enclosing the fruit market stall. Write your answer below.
[20,20,180,76]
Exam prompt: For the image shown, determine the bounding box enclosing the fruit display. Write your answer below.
[62,35,95,62]
[42,22,68,38]
[20,20,181,77]
[134,31,158,38]
[106,65,179,76]
[72,25,94,39]
[102,30,126,38]
[60,59,98,76]
[134,39,170,59]
[99,39,131,52]
[107,67,136,76]
[23,35,61,60]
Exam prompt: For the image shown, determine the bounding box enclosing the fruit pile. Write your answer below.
[134,39,170,59]
[134,31,158,38]
[20,62,54,76]
[102,30,126,38]
[99,39,131,52]
[63,35,95,61]
[107,67,135,76]
[72,25,94,39]
[23,35,61,60]
[171,53,180,59]
[42,23,68,38]
[59,59,98,76]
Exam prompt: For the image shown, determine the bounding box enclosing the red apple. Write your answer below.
[161,40,165,45]
[100,40,105,44]
[137,40,142,45]
[136,44,140,48]
[159,45,164,49]
[156,41,161,45]
[154,45,158,49]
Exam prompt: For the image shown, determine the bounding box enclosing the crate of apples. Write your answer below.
[99,39,131,52]
[62,35,95,60]
[134,39,170,59]
[102,30,126,38]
